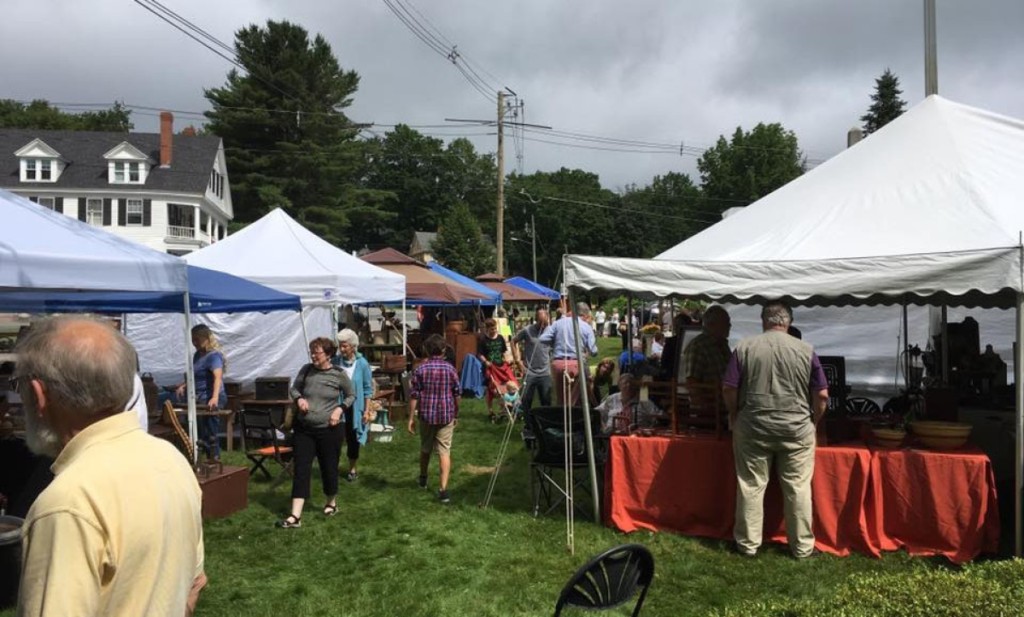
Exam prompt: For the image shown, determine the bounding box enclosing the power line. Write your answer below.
[511,190,725,225]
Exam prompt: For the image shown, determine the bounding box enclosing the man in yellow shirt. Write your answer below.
[15,316,206,617]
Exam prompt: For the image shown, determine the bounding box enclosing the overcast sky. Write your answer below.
[3,0,1023,191]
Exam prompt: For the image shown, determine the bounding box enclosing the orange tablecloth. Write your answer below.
[605,435,999,562]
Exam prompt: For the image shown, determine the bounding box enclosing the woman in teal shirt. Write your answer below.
[334,329,375,481]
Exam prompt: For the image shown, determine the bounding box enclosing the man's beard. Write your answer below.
[22,397,62,459]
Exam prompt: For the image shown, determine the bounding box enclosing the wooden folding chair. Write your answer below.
[162,400,194,464]
[239,403,293,484]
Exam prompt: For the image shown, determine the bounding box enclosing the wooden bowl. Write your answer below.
[909,421,971,449]
[871,427,906,449]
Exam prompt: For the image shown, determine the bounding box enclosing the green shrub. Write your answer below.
[712,559,1024,617]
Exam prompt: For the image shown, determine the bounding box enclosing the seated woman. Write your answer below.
[594,373,665,434]
[589,357,618,405]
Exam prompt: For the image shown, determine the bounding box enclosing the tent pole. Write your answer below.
[299,307,311,349]
[182,293,198,467]
[902,300,910,391]
[402,298,408,357]
[1016,292,1023,557]
[568,287,601,523]
[941,306,949,384]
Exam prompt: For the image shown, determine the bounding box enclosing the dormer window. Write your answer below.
[113,161,144,184]
[103,142,150,185]
[16,139,63,183]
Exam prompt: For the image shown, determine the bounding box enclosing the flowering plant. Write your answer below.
[639,323,661,336]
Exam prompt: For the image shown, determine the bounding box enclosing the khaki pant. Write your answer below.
[732,422,816,557]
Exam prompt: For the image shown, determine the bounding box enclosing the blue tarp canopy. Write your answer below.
[427,262,501,306]
[0,265,302,314]
[504,276,560,300]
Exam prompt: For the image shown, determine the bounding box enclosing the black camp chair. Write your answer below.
[554,543,655,617]
[525,406,606,518]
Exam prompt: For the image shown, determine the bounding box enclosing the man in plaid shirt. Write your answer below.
[407,334,461,503]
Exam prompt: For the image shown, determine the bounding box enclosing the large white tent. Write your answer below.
[567,96,1024,309]
[130,208,406,386]
[563,95,1024,552]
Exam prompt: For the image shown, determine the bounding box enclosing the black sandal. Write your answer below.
[276,514,301,528]
[323,504,338,517]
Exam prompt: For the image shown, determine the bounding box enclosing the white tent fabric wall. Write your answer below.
[128,306,332,388]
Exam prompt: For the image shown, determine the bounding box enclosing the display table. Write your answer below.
[605,434,999,562]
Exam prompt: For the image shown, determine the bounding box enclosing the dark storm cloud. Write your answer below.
[2,0,1022,190]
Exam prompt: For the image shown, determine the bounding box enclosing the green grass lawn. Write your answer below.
[6,336,1014,616]
[191,335,932,616]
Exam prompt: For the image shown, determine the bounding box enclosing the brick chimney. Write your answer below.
[160,111,173,168]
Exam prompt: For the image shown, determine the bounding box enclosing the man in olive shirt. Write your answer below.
[15,316,206,616]
[722,302,829,559]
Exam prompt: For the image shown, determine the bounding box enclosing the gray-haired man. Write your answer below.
[16,316,206,616]
[722,302,829,559]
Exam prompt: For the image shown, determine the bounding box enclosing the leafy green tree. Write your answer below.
[861,69,907,135]
[432,201,494,277]
[0,99,133,131]
[696,123,804,227]
[359,125,496,251]
[504,168,619,286]
[619,172,703,256]
[204,20,389,246]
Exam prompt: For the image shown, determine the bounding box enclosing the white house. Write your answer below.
[0,112,232,255]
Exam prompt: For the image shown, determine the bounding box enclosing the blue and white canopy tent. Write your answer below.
[505,276,561,301]
[0,190,302,461]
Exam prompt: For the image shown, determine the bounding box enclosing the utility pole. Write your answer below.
[924,0,938,96]
[531,214,537,282]
[496,90,505,277]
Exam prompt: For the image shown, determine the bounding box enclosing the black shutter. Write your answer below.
[117,199,126,226]
[143,199,152,226]
[78,198,87,222]
[28,196,38,203]
[54,197,63,214]
[102,198,112,226]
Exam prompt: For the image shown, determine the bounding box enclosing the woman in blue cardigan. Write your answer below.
[334,328,375,481]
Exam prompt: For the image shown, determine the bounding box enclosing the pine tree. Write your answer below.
[861,69,907,135]
[432,202,495,277]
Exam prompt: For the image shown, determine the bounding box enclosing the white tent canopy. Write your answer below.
[1,189,186,293]
[564,95,1024,555]
[565,96,1024,308]
[184,207,405,305]
[131,208,406,388]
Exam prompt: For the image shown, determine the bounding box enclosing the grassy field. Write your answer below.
[190,336,933,617]
[2,337,977,616]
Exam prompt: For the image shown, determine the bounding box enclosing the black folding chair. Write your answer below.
[525,406,606,518]
[239,403,293,484]
[554,543,655,617]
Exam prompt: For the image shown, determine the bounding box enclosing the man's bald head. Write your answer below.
[16,316,136,423]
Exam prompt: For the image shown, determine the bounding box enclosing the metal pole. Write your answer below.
[182,293,198,466]
[496,90,505,277]
[402,298,409,358]
[924,0,939,97]
[531,214,538,283]
[902,300,910,391]
[1016,291,1023,556]
[568,286,601,522]
[941,305,949,384]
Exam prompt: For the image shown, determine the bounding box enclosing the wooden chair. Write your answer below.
[162,400,194,464]
[239,403,293,484]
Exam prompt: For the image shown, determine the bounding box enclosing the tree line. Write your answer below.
[1,20,906,288]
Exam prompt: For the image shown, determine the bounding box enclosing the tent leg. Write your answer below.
[182,293,198,467]
[299,308,311,349]
[1016,293,1023,557]
[568,288,601,524]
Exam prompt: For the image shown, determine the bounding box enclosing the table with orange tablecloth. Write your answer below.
[604,434,999,562]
